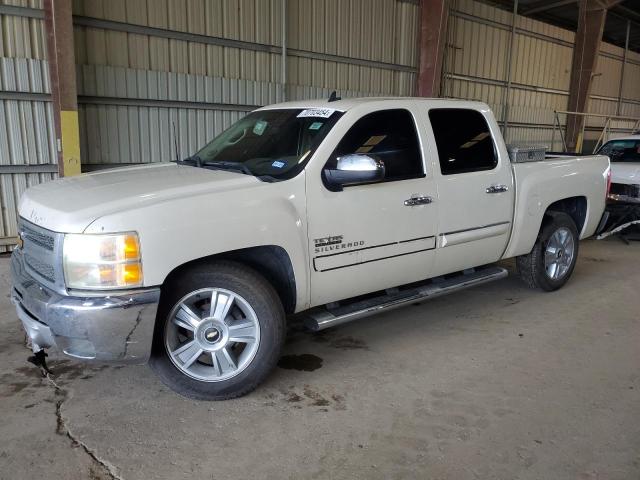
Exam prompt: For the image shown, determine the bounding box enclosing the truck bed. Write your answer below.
[503,153,609,258]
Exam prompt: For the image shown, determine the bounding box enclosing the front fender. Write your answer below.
[83,174,311,311]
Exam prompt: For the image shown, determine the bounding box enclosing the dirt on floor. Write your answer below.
[0,238,639,480]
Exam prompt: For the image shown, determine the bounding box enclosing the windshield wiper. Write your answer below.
[176,157,252,176]
[201,160,253,176]
[256,174,279,183]
[176,155,202,167]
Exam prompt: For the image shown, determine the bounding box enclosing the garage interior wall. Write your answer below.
[0,0,639,246]
[71,0,420,166]
[442,0,640,150]
[0,0,55,249]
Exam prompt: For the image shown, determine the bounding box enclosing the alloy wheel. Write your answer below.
[164,288,261,382]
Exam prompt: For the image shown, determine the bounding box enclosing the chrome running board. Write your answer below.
[304,266,508,331]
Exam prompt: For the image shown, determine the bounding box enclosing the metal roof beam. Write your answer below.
[566,0,608,152]
[586,0,624,10]
[44,0,81,177]
[611,4,640,23]
[524,0,577,15]
[417,0,449,97]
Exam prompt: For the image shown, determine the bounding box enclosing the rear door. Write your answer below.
[426,108,514,276]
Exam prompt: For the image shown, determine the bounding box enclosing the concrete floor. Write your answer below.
[0,238,639,480]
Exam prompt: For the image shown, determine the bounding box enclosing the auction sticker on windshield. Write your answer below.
[297,108,335,118]
[253,120,268,135]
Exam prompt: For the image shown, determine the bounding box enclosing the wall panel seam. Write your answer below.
[444,73,640,105]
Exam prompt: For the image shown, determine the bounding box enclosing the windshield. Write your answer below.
[193,108,343,180]
[597,139,640,163]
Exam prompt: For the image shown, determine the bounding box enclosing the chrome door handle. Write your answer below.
[486,184,509,194]
[404,196,433,206]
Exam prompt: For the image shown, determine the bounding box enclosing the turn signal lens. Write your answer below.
[124,234,140,260]
[123,263,143,284]
[63,232,143,290]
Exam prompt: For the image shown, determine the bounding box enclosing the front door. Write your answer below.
[306,107,439,307]
[427,107,515,276]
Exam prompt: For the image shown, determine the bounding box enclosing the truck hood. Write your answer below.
[19,163,261,233]
[611,162,640,185]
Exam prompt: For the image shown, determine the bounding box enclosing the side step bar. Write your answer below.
[304,266,508,331]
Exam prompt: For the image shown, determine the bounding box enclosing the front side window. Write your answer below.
[193,109,343,180]
[597,139,640,163]
[429,108,497,175]
[326,109,424,182]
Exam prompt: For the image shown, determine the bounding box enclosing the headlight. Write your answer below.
[63,232,143,289]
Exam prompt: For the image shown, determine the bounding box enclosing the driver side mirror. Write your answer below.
[323,154,385,191]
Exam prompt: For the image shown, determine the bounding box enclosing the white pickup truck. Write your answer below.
[11,98,610,400]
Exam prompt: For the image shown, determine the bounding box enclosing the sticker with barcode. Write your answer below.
[297,108,335,118]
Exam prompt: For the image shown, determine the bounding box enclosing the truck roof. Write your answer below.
[256,96,491,112]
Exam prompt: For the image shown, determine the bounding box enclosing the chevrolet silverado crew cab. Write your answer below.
[11,98,610,400]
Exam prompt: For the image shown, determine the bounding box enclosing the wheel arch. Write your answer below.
[544,196,588,235]
[504,195,589,259]
[161,245,297,314]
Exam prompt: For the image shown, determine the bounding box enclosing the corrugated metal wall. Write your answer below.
[443,0,640,150]
[590,40,640,121]
[75,64,381,165]
[68,0,419,94]
[69,0,420,163]
[0,0,55,248]
[286,0,418,94]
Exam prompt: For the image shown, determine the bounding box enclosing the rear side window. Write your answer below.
[329,109,424,182]
[429,108,497,175]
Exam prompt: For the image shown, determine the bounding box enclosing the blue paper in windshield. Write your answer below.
[253,120,268,135]
[272,160,286,168]
[309,121,323,130]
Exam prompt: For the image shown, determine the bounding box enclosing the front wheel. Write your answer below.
[516,212,579,291]
[149,261,285,400]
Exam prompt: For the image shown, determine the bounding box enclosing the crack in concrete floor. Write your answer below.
[36,364,124,480]
[3,240,640,479]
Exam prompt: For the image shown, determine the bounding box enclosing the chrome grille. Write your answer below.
[22,223,55,251]
[24,254,56,282]
[18,218,65,293]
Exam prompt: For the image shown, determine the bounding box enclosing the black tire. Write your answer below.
[149,260,285,400]
[516,212,579,292]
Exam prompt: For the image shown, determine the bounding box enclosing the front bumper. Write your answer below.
[10,248,160,363]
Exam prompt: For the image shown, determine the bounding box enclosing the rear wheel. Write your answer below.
[149,261,285,400]
[516,212,579,291]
